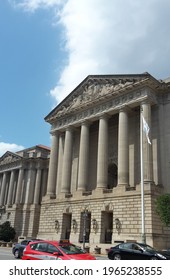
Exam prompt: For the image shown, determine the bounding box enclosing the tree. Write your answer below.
[0,221,16,242]
[156,194,170,226]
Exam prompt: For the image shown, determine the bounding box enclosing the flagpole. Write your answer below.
[140,108,146,244]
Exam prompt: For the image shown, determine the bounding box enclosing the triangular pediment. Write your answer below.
[0,151,22,166]
[45,73,161,123]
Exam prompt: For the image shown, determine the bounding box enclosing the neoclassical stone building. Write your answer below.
[0,145,50,238]
[37,72,170,251]
[1,73,170,251]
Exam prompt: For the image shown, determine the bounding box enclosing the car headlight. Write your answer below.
[157,253,167,259]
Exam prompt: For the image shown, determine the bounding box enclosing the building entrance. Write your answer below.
[79,211,91,243]
[62,213,72,240]
[101,211,113,244]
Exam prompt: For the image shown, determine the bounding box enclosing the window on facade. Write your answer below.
[7,212,11,220]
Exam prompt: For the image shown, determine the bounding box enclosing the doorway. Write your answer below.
[79,211,91,243]
[62,213,72,240]
[101,211,113,243]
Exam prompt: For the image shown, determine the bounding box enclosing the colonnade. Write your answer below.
[46,102,153,197]
[0,166,48,207]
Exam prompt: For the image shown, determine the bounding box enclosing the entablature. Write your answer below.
[51,87,157,132]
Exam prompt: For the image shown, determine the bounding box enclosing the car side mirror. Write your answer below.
[53,252,62,256]
[138,248,144,253]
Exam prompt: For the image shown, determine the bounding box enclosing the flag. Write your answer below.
[142,115,151,145]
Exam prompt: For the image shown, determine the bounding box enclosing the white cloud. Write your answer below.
[9,0,63,12]
[11,0,170,104]
[0,142,25,157]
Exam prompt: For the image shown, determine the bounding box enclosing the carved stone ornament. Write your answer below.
[72,219,78,233]
[55,78,135,118]
[51,88,153,132]
[0,154,21,166]
[92,219,98,233]
[55,220,60,233]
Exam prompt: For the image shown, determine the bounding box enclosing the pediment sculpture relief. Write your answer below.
[0,155,20,165]
[55,78,134,117]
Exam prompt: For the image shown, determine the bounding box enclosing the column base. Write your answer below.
[42,194,56,202]
[58,192,72,199]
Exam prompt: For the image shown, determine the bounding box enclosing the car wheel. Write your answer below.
[113,253,121,260]
[14,249,20,259]
[150,256,158,260]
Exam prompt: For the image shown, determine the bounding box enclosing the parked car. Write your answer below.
[162,248,170,256]
[12,239,42,259]
[108,242,170,260]
[22,239,96,260]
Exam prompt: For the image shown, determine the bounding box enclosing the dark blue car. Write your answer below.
[12,239,42,259]
[108,242,170,260]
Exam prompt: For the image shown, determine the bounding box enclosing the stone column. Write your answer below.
[56,134,64,195]
[0,172,7,206]
[77,122,90,191]
[141,102,153,182]
[25,167,36,204]
[118,108,129,186]
[0,174,3,192]
[96,115,108,189]
[61,127,73,193]
[15,168,24,204]
[7,170,15,206]
[41,169,48,197]
[46,131,59,197]
[33,168,42,204]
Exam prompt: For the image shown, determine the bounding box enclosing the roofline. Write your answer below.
[16,144,50,154]
[0,151,23,160]
[44,72,159,121]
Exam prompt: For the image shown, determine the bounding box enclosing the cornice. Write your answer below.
[46,74,163,125]
[51,87,157,132]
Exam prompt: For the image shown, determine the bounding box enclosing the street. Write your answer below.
[0,246,107,260]
[0,247,16,260]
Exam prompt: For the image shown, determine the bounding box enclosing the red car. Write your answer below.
[22,239,96,260]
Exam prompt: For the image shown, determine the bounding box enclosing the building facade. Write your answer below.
[38,73,170,251]
[0,73,170,251]
[0,145,50,239]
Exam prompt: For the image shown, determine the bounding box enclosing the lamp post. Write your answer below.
[83,209,88,250]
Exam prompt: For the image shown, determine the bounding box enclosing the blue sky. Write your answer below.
[0,0,170,156]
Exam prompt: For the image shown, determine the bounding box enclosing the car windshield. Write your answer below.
[59,244,85,255]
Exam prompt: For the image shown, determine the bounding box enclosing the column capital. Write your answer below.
[98,113,110,120]
[80,120,91,127]
[140,100,151,106]
[119,105,131,113]
[50,130,60,137]
[65,126,73,132]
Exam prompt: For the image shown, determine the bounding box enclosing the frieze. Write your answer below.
[0,161,22,172]
[52,88,153,131]
[55,78,135,118]
[0,155,21,166]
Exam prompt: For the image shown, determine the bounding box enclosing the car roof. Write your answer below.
[21,238,42,242]
[28,239,71,246]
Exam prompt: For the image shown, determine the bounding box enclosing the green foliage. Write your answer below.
[156,194,170,226]
[0,221,16,242]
